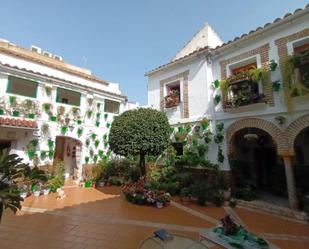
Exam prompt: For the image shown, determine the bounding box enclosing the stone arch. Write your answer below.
[226,118,288,155]
[285,114,309,151]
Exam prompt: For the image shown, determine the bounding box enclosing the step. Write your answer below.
[236,199,308,223]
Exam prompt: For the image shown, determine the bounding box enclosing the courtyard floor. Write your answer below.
[1,185,308,249]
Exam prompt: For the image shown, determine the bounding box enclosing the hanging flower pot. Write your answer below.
[91,133,97,140]
[30,139,39,147]
[48,151,54,159]
[85,156,90,164]
[86,139,90,147]
[77,119,82,125]
[87,110,92,119]
[94,140,100,148]
[43,103,51,113]
[77,128,83,137]
[61,126,68,135]
[106,123,111,128]
[40,151,47,160]
[50,116,57,122]
[0,109,4,115]
[12,110,20,117]
[104,113,108,119]
[27,113,35,119]
[96,121,100,127]
[48,139,54,149]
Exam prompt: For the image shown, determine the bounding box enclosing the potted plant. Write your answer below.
[77,127,83,137]
[61,126,68,135]
[200,118,210,130]
[12,110,20,117]
[94,140,100,148]
[0,109,4,115]
[45,86,52,96]
[77,119,82,125]
[214,94,221,106]
[18,185,28,199]
[180,187,191,205]
[32,183,41,197]
[43,185,50,195]
[27,113,35,119]
[96,121,100,127]
[104,113,108,119]
[87,110,92,119]
[106,122,111,128]
[50,115,57,122]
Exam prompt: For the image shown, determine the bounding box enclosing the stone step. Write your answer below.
[236,199,308,223]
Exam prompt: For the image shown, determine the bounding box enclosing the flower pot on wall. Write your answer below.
[12,111,20,117]
[0,109,4,115]
[50,116,57,122]
[33,190,41,197]
[27,113,35,119]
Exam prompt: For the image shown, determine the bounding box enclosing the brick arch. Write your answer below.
[285,114,309,151]
[226,118,288,155]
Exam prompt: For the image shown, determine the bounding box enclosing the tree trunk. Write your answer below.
[139,153,146,176]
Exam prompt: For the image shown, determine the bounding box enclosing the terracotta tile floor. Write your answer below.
[0,186,308,249]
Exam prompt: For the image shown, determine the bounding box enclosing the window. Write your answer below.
[104,99,120,114]
[293,43,309,88]
[7,76,38,98]
[165,81,180,108]
[56,88,81,106]
[224,62,265,108]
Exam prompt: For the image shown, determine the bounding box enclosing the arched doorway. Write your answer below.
[54,136,82,179]
[230,128,287,204]
[294,127,309,210]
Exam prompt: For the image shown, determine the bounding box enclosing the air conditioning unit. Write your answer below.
[43,51,52,57]
[53,55,63,61]
[31,45,42,54]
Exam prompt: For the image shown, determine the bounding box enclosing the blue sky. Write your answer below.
[0,1,308,105]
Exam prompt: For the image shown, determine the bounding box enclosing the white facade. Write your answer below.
[146,7,309,171]
[0,40,132,179]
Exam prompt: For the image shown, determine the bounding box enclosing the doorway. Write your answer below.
[54,136,82,178]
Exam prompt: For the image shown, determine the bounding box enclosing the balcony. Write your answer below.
[222,71,267,110]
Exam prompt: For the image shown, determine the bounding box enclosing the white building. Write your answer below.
[0,40,131,180]
[146,5,309,210]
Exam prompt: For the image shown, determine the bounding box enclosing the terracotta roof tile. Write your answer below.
[145,4,309,76]
[0,62,127,101]
[0,117,38,128]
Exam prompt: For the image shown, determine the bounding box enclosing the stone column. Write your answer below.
[282,155,298,210]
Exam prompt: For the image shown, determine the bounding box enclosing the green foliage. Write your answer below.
[214,94,221,105]
[270,60,278,71]
[272,80,281,91]
[217,146,224,163]
[109,108,170,175]
[61,126,68,135]
[77,127,83,137]
[0,150,47,221]
[212,79,220,89]
[48,160,65,193]
[45,86,52,96]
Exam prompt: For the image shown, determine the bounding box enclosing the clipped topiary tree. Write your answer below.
[109,108,170,176]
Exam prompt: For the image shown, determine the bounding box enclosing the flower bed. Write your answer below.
[122,178,171,207]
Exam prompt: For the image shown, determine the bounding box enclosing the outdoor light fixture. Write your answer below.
[244,128,258,141]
